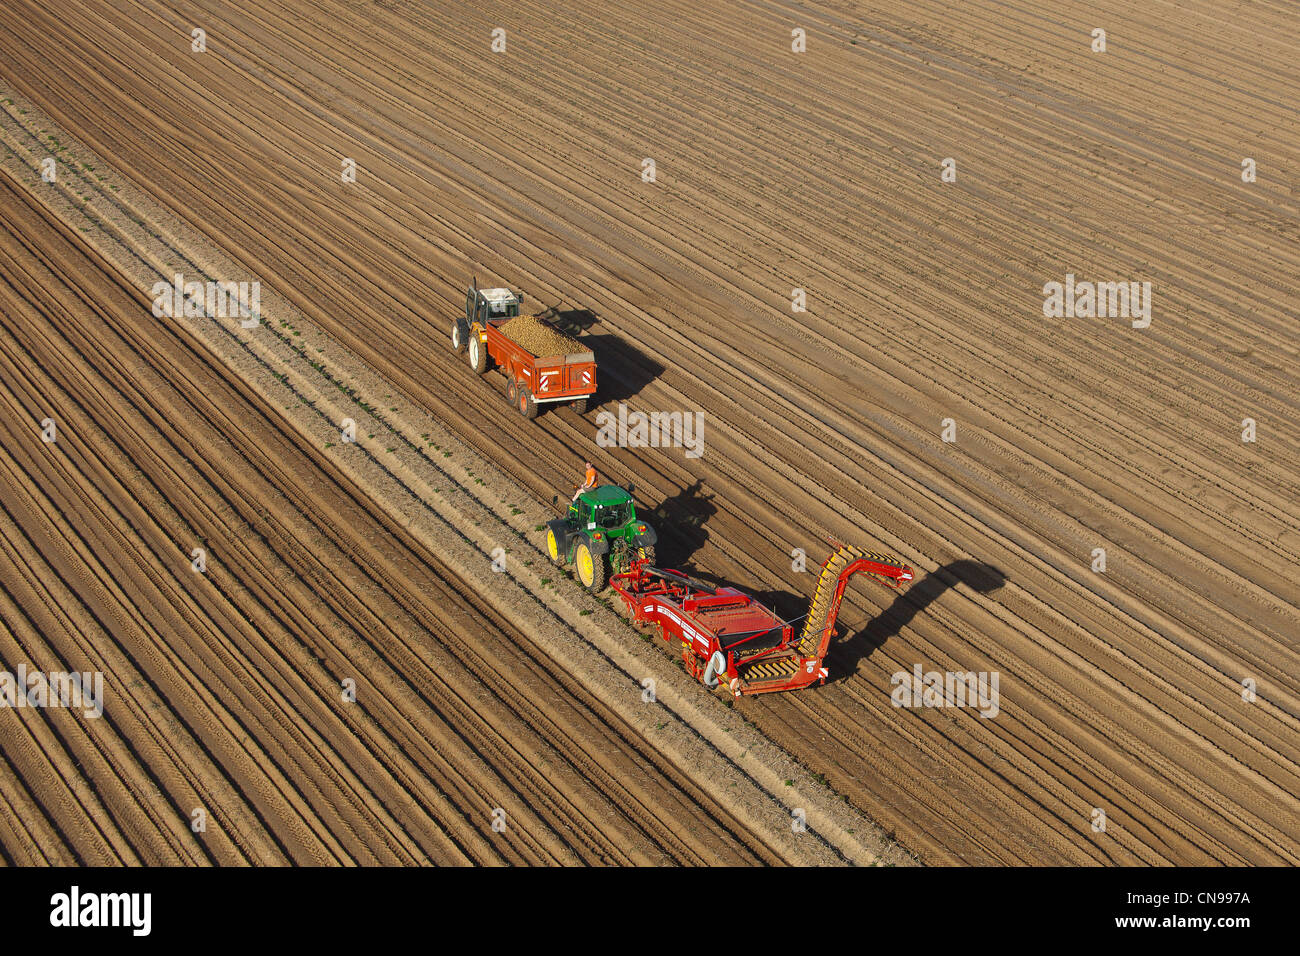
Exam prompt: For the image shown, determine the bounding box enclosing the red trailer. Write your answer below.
[611,544,914,697]
[451,282,596,419]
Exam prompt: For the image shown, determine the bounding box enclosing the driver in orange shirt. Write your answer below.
[572,461,597,501]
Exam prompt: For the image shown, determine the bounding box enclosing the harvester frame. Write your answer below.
[611,544,914,697]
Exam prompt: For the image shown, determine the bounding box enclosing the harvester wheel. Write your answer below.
[703,651,726,688]
[545,527,566,566]
[468,330,488,374]
[505,377,518,403]
[518,386,540,420]
[451,319,468,354]
[636,544,656,566]
[574,541,607,592]
[570,398,588,415]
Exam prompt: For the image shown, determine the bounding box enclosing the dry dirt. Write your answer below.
[1,0,1298,865]
[0,82,899,867]
[0,167,809,864]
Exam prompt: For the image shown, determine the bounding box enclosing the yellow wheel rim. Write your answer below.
[546,529,560,561]
[577,546,594,587]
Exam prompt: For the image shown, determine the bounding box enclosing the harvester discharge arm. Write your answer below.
[795,548,916,666]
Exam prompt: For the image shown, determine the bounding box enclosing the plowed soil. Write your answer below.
[1,0,1298,865]
[0,168,794,864]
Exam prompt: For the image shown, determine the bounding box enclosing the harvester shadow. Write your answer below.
[541,306,665,405]
[645,479,716,567]
[828,560,1006,682]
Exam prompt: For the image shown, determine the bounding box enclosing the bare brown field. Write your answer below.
[1,0,1298,865]
[0,170,795,865]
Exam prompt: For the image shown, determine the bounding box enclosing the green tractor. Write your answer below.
[545,484,657,591]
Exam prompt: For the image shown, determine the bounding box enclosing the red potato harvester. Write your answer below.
[611,544,914,697]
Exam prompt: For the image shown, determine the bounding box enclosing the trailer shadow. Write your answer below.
[644,479,716,567]
[543,307,665,405]
[828,560,1006,683]
[583,332,665,405]
[545,306,599,335]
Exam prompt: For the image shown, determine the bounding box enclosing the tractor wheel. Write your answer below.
[574,541,607,592]
[570,397,588,415]
[636,544,656,567]
[518,386,540,420]
[451,319,468,354]
[545,527,566,566]
[468,330,488,374]
[505,377,518,403]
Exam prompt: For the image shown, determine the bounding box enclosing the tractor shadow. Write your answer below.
[541,306,664,404]
[827,560,1006,682]
[644,479,716,567]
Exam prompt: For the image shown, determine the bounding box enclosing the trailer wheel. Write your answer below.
[570,398,588,415]
[574,541,607,592]
[505,377,518,403]
[468,330,488,374]
[518,386,540,420]
[545,528,566,566]
[703,651,726,688]
[451,319,468,354]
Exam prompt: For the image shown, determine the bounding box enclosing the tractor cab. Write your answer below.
[569,485,635,532]
[466,286,523,325]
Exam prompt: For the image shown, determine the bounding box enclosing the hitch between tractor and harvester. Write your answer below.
[610,543,914,697]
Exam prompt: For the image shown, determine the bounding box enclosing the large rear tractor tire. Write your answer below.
[574,541,607,593]
[468,329,489,374]
[451,319,468,354]
[545,527,566,567]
